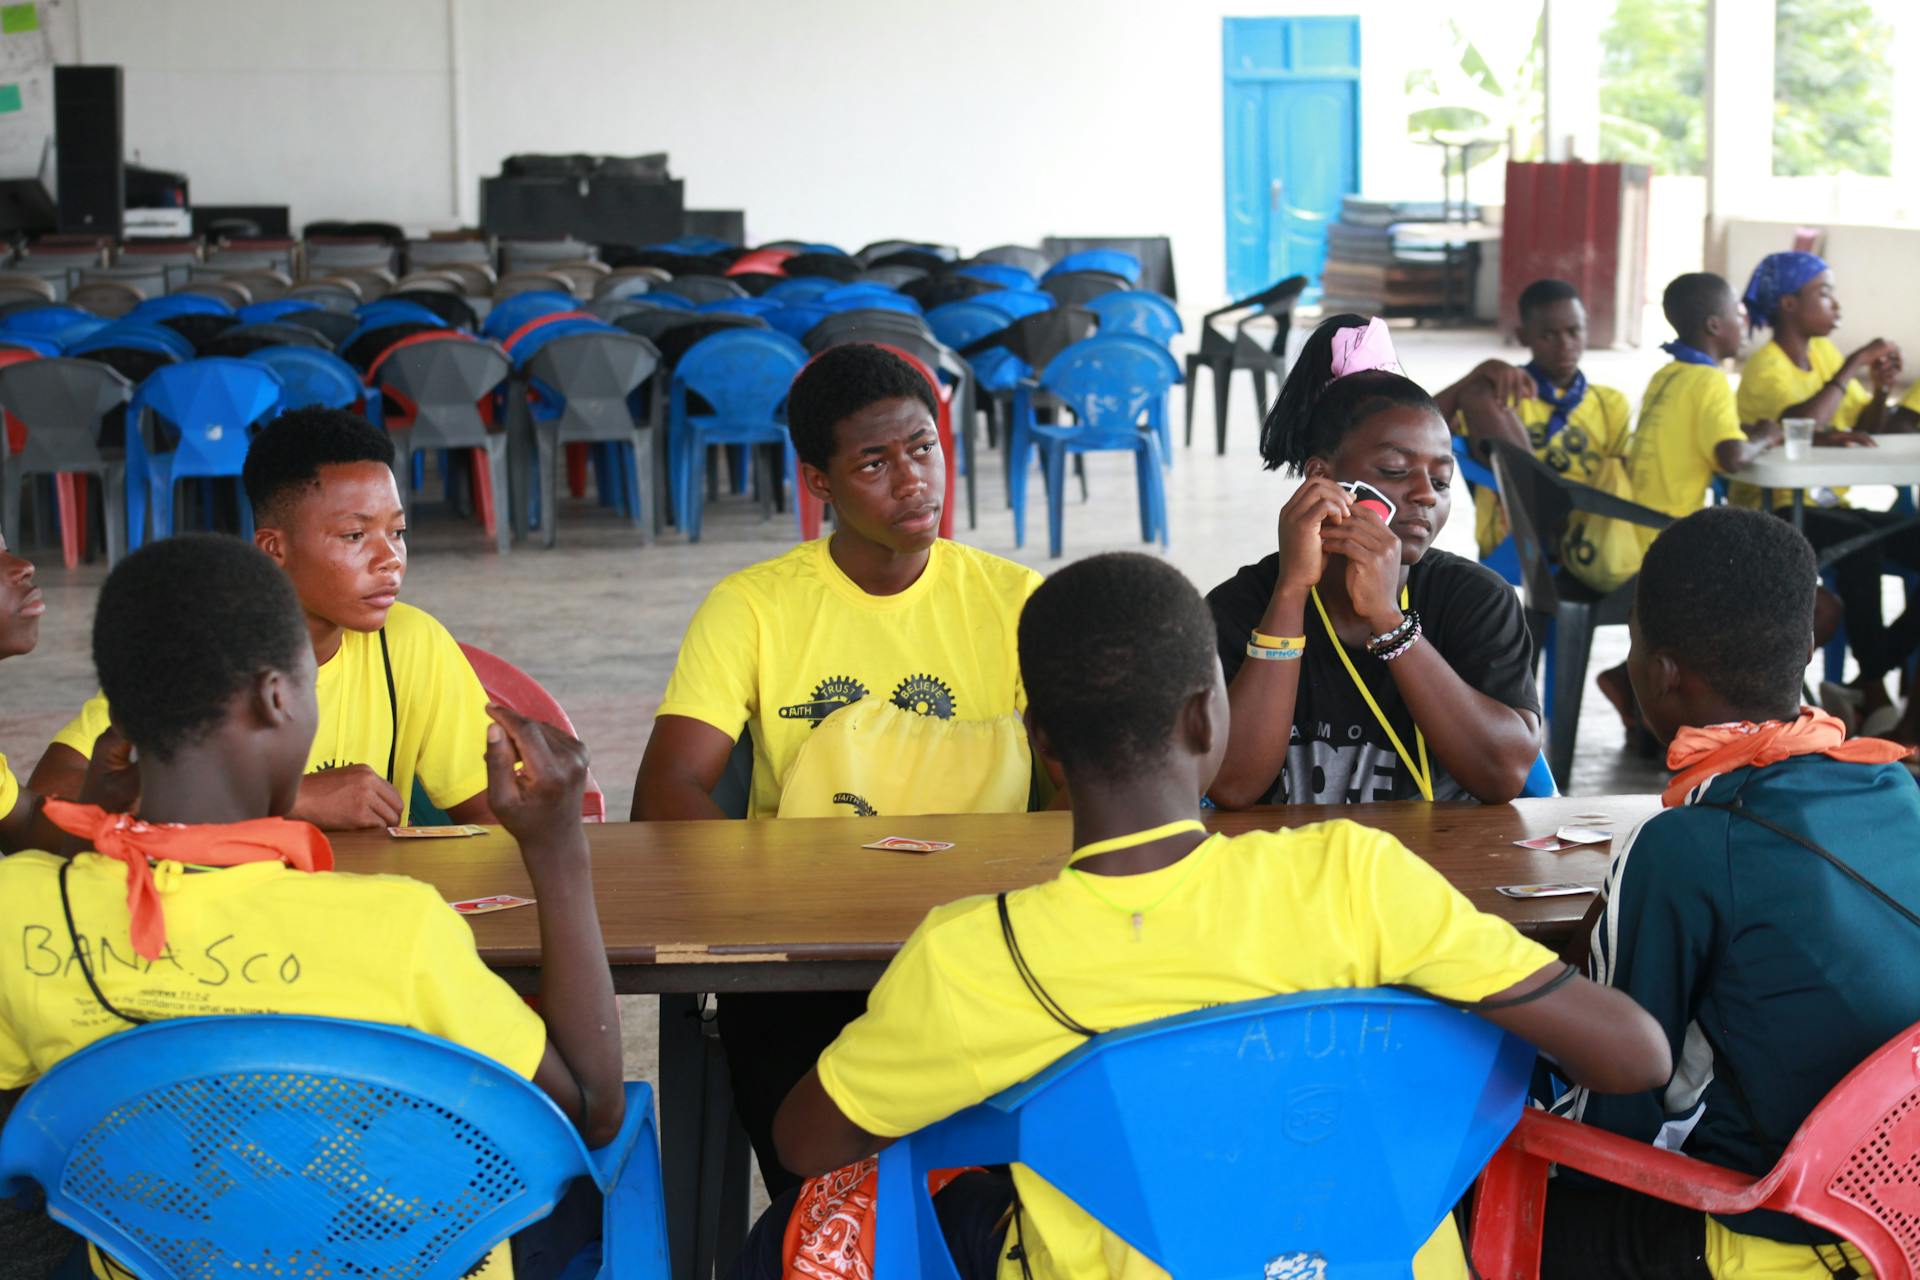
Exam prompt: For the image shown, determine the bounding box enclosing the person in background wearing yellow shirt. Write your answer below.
[0,534,622,1280]
[28,409,498,830]
[1453,278,1632,562]
[0,531,48,853]
[737,552,1671,1280]
[1734,251,1920,729]
[635,342,1043,1197]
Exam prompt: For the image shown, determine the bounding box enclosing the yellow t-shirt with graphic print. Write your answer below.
[656,537,1043,819]
[1627,361,1751,541]
[1463,383,1632,556]
[0,847,544,1279]
[1730,337,1874,510]
[52,602,490,824]
[815,820,1558,1280]
[0,751,17,824]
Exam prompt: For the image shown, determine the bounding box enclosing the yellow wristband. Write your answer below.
[1250,630,1306,652]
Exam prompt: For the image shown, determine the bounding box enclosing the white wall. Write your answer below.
[1726,218,1920,368]
[70,0,1452,303]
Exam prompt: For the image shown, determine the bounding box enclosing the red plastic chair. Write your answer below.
[1470,1018,1920,1279]
[458,642,605,822]
[726,247,796,278]
[794,343,956,542]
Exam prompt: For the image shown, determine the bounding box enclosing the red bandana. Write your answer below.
[46,800,334,960]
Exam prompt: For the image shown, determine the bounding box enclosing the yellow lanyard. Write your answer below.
[1308,585,1434,802]
[1067,819,1211,940]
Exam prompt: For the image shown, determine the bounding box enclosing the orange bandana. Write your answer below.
[1662,707,1912,807]
[46,800,334,960]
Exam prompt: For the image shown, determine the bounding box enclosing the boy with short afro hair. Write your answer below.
[1546,507,1920,1280]
[30,407,497,830]
[739,552,1670,1280]
[637,341,1043,1194]
[0,535,622,1279]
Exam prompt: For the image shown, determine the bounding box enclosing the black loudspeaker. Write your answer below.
[54,65,124,237]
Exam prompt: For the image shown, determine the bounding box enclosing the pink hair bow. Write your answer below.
[1328,316,1402,379]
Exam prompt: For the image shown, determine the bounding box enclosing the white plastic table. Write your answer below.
[1740,435,1920,530]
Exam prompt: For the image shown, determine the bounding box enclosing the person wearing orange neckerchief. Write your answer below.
[1545,506,1920,1280]
[0,535,624,1280]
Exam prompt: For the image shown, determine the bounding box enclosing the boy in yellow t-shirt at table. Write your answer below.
[0,534,623,1280]
[734,551,1672,1280]
[1453,278,1632,561]
[635,342,1044,1197]
[28,409,497,830]
[1732,251,1920,722]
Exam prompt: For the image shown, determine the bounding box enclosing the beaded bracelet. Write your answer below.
[1366,609,1419,657]
[1373,616,1424,662]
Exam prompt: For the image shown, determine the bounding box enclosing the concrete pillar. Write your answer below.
[1704,0,1776,275]
[1542,0,1602,162]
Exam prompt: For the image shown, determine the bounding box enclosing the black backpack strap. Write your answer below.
[59,857,147,1026]
[1697,798,1920,931]
[996,892,1097,1038]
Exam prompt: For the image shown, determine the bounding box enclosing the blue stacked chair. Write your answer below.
[973,288,1054,321]
[818,284,920,315]
[482,290,576,342]
[763,277,838,305]
[1085,290,1183,344]
[126,357,286,547]
[237,297,324,325]
[954,262,1038,292]
[667,328,808,542]
[1011,333,1178,556]
[1044,247,1143,283]
[246,346,364,411]
[127,294,234,324]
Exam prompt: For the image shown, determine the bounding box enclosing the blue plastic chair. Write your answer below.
[763,277,838,305]
[793,242,847,257]
[505,314,616,367]
[246,346,363,410]
[697,296,783,318]
[625,291,692,312]
[482,290,577,342]
[1450,436,1522,586]
[668,328,808,542]
[125,357,285,548]
[819,284,922,315]
[1044,248,1143,283]
[1086,290,1183,344]
[764,303,833,341]
[924,301,1010,353]
[876,989,1529,1280]
[1011,335,1178,556]
[357,298,455,331]
[70,321,195,363]
[0,1014,669,1280]
[0,334,61,357]
[1523,751,1559,797]
[954,262,1037,292]
[3,306,109,350]
[127,294,233,323]
[973,288,1054,321]
[238,297,323,325]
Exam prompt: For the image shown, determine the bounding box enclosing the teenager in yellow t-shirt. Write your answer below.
[1452,279,1632,559]
[737,552,1671,1280]
[0,535,623,1279]
[637,343,1044,1197]
[29,409,495,829]
[1733,252,1920,724]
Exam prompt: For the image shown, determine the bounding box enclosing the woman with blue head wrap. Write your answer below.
[1735,251,1920,735]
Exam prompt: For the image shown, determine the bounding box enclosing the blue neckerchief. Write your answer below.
[1523,362,1588,442]
[1660,340,1721,367]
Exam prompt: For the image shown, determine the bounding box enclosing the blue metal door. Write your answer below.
[1223,18,1361,300]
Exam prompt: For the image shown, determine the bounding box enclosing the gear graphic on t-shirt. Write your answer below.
[778,676,869,727]
[891,673,956,720]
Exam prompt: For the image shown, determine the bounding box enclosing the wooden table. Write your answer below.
[332,794,1658,1280]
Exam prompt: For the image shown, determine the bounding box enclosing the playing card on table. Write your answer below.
[389,824,488,839]
[450,894,536,915]
[1512,835,1571,851]
[1553,826,1614,845]
[861,836,956,854]
[1496,883,1597,899]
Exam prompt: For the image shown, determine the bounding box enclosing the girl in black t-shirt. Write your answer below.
[1206,314,1543,807]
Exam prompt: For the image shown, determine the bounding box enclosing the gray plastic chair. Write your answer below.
[0,358,134,565]
[305,241,398,275]
[174,281,252,309]
[584,296,655,323]
[323,268,394,301]
[406,238,492,271]
[0,273,54,303]
[513,331,660,547]
[973,244,1052,276]
[855,265,928,289]
[278,308,358,347]
[496,270,578,302]
[67,281,144,319]
[656,275,746,305]
[373,337,513,554]
[595,267,672,297]
[287,280,361,312]
[76,263,167,298]
[205,246,297,276]
[501,239,596,274]
[596,275,657,304]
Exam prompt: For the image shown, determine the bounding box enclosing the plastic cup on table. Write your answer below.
[1783,417,1815,462]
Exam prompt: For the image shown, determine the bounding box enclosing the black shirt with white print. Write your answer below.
[1207,548,1540,804]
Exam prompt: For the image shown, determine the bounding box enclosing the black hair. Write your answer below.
[93,534,309,762]
[242,408,397,523]
[787,343,938,471]
[1662,272,1735,343]
[1517,278,1582,321]
[1636,506,1815,711]
[1018,552,1217,776]
[1259,314,1440,474]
